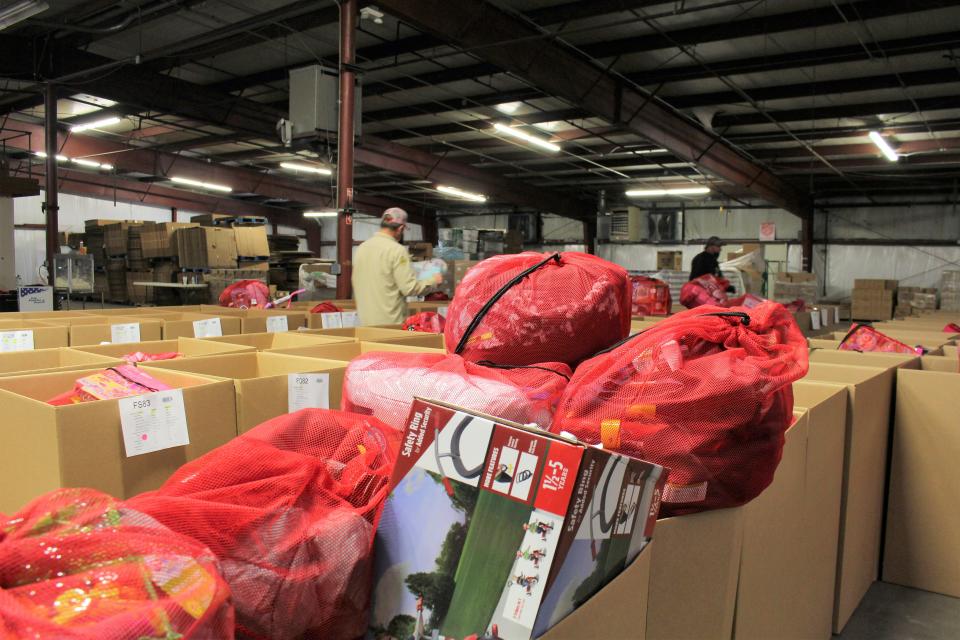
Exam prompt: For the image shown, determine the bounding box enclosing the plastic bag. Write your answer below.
[631,275,672,316]
[310,302,342,314]
[127,409,399,640]
[549,302,808,517]
[444,252,631,366]
[679,274,730,308]
[402,311,445,333]
[47,365,172,405]
[944,323,960,333]
[342,351,572,432]
[838,324,921,354]
[123,351,182,364]
[0,488,233,639]
[219,279,270,309]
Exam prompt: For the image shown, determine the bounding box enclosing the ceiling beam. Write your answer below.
[373,107,587,141]
[750,136,960,162]
[376,0,811,216]
[729,118,960,145]
[713,94,960,128]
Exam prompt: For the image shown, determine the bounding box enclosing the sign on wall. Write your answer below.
[759,222,776,242]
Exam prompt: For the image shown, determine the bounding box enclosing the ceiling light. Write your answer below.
[303,210,339,218]
[868,131,899,162]
[493,122,560,153]
[170,176,232,193]
[280,161,332,176]
[495,102,522,114]
[100,164,113,171]
[71,158,101,168]
[632,148,669,155]
[436,185,487,202]
[625,186,711,197]
[34,151,46,158]
[0,1,49,31]
[70,116,122,133]
[360,6,384,24]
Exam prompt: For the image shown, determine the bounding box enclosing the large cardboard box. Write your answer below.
[267,340,445,360]
[241,310,308,334]
[233,225,270,257]
[302,326,446,348]
[177,226,238,269]
[142,352,348,433]
[0,348,122,377]
[0,320,69,349]
[883,369,960,597]
[810,349,921,370]
[0,367,236,513]
[141,221,199,258]
[854,278,898,290]
[918,355,959,372]
[104,221,142,256]
[656,251,682,271]
[71,337,254,359]
[66,317,164,346]
[808,338,842,349]
[144,313,242,339]
[202,331,353,351]
[803,362,895,633]
[646,507,744,640]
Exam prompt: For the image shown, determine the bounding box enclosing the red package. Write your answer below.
[127,409,399,640]
[341,351,571,432]
[402,311,445,333]
[838,324,920,354]
[0,488,234,639]
[123,351,182,364]
[631,275,672,316]
[549,302,808,517]
[944,323,960,333]
[679,274,730,309]
[444,252,631,366]
[219,280,270,309]
[310,302,342,314]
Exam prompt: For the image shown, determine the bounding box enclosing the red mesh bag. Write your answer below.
[944,323,960,333]
[425,291,450,301]
[0,488,233,639]
[631,275,672,316]
[341,351,571,432]
[219,280,270,309]
[126,409,399,640]
[549,302,808,517]
[838,324,920,354]
[444,252,631,366]
[679,274,730,308]
[310,302,342,314]
[402,311,445,333]
[725,293,766,309]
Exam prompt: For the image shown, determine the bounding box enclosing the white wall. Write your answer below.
[685,208,801,241]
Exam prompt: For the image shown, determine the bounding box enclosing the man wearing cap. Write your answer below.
[352,208,442,326]
[689,236,728,283]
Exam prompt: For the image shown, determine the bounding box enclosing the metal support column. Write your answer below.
[801,212,814,272]
[583,217,598,255]
[43,83,59,283]
[170,206,178,222]
[335,0,357,299]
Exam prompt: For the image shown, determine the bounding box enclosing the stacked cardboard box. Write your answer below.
[233,225,270,264]
[177,226,238,269]
[772,272,817,303]
[940,270,960,311]
[106,258,127,302]
[103,221,142,257]
[895,286,938,317]
[142,222,198,258]
[851,279,897,320]
[656,250,683,271]
[127,270,154,305]
[126,225,147,270]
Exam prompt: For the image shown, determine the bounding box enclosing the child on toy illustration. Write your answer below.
[522,519,554,540]
[511,573,540,595]
[516,547,548,568]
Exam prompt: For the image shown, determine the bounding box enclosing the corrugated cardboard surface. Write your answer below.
[646,506,745,640]
[148,313,242,339]
[239,310,308,334]
[267,340,445,360]
[804,362,894,633]
[0,348,122,377]
[0,367,236,513]
[920,355,960,372]
[177,226,238,268]
[70,337,254,359]
[68,318,164,346]
[884,369,960,597]
[0,320,69,348]
[810,350,921,370]
[301,325,446,348]
[142,222,198,258]
[233,226,270,257]
[202,331,352,351]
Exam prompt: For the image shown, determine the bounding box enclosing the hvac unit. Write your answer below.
[288,65,361,140]
[609,206,644,241]
[647,209,683,243]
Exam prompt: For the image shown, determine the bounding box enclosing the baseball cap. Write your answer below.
[705,236,723,248]
[381,207,408,228]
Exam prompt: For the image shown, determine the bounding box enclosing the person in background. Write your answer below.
[689,236,735,292]
[352,207,442,326]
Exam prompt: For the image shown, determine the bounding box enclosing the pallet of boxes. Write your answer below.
[139,221,201,305]
[895,286,938,317]
[102,221,146,304]
[940,270,960,311]
[177,215,270,304]
[82,220,110,300]
[851,279,897,321]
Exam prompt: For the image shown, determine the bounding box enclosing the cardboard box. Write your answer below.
[177,226,238,269]
[301,325,445,348]
[647,507,744,640]
[851,300,894,321]
[0,348,122,377]
[71,337,255,360]
[0,367,236,513]
[65,318,164,346]
[918,355,959,372]
[267,339,445,360]
[370,398,666,640]
[144,313,242,339]
[656,251,682,271]
[142,352,348,433]
[233,225,270,257]
[239,310,308,334]
[810,349,921,370]
[141,222,199,258]
[854,279,898,290]
[883,369,960,597]
[127,270,155,304]
[201,331,352,351]
[808,338,842,349]
[803,362,895,633]
[191,213,231,227]
[103,221,142,256]
[0,320,69,349]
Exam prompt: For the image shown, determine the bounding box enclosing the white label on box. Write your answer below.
[287,373,330,412]
[320,312,343,329]
[119,389,189,457]
[811,311,822,331]
[193,317,223,338]
[110,323,141,344]
[835,307,841,324]
[0,330,34,352]
[820,308,830,328]
[340,310,359,328]
[266,315,289,333]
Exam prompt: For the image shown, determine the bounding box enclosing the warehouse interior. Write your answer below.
[0,1,958,638]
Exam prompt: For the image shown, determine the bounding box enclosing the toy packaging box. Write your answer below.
[368,398,667,640]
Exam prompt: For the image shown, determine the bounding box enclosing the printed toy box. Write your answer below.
[369,398,667,640]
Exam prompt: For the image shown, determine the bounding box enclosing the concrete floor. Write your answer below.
[838,582,960,640]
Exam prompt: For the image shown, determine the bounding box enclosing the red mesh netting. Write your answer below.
[443,252,631,366]
[549,302,808,517]
[219,280,270,309]
[679,274,730,309]
[838,324,919,354]
[631,276,672,316]
[309,302,342,314]
[126,409,399,640]
[0,488,233,639]
[341,351,571,432]
[401,311,445,333]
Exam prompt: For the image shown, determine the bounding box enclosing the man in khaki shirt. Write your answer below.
[352,208,442,326]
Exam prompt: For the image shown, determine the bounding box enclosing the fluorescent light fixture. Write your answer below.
[0,1,49,31]
[625,186,711,197]
[632,148,668,155]
[493,122,560,153]
[280,161,332,176]
[303,210,339,218]
[70,116,122,133]
[71,158,101,168]
[35,151,68,162]
[495,102,522,114]
[436,185,487,202]
[56,155,68,162]
[170,176,232,193]
[868,131,899,162]
[100,164,113,171]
